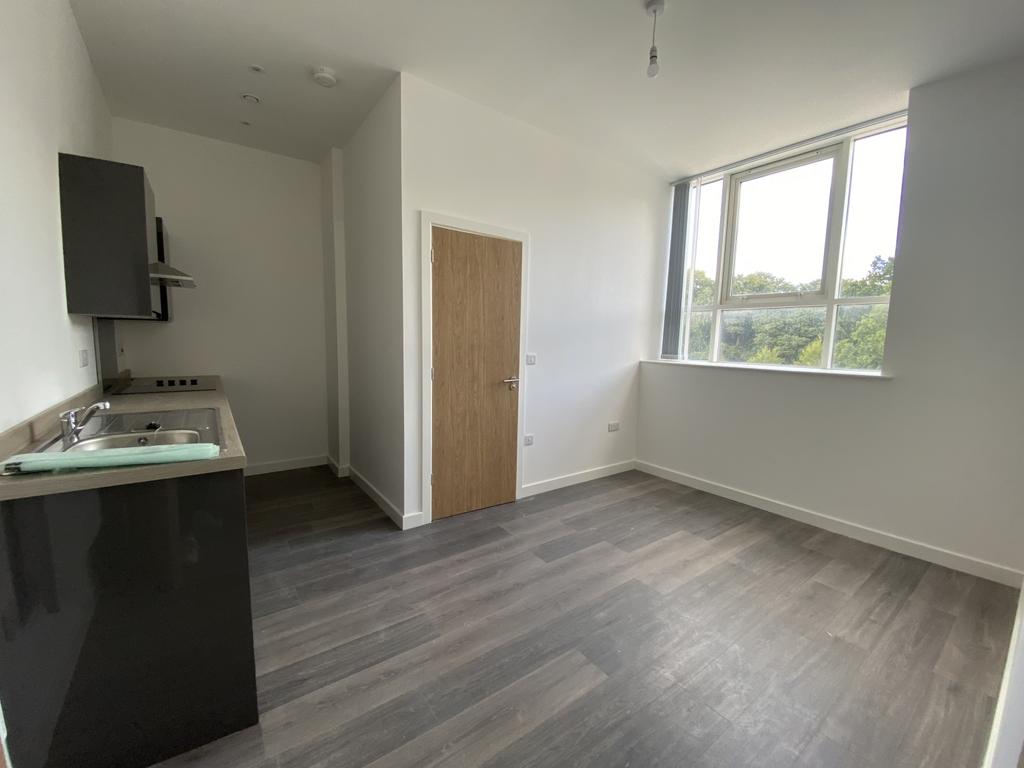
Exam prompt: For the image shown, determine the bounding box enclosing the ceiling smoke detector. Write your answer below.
[312,65,338,88]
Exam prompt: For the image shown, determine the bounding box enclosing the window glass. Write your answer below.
[690,180,722,305]
[731,157,834,295]
[686,311,713,361]
[832,304,889,370]
[662,118,905,373]
[719,307,826,367]
[840,128,906,297]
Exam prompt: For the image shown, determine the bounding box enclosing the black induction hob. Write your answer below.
[117,375,217,394]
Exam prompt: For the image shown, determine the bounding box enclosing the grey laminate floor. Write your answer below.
[158,468,1017,768]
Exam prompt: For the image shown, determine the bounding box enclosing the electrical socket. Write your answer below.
[525,353,537,366]
[607,421,620,433]
[524,434,534,446]
[78,349,89,368]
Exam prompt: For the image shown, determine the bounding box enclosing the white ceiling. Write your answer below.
[70,0,1024,177]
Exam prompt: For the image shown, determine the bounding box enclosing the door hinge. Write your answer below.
[430,366,434,381]
[430,248,435,264]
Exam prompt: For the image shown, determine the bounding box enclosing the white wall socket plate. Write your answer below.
[78,349,89,368]
[524,434,535,446]
[525,353,537,365]
[607,421,620,432]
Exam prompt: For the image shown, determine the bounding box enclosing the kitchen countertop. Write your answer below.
[0,376,245,502]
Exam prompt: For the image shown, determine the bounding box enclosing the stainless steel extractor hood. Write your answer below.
[149,262,196,289]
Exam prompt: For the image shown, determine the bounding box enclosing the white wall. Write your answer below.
[0,0,111,433]
[985,590,1024,767]
[342,77,406,513]
[321,153,340,466]
[320,151,340,468]
[400,74,670,519]
[331,149,351,474]
[321,147,350,473]
[111,119,328,473]
[639,55,1024,584]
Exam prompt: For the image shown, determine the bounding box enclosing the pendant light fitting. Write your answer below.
[646,0,665,78]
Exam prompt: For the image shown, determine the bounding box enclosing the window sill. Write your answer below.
[642,359,892,379]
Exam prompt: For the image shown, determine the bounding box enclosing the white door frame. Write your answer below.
[420,211,531,525]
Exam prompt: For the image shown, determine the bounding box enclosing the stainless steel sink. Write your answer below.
[40,408,220,453]
[66,429,202,452]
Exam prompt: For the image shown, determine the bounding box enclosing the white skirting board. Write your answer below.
[519,460,638,497]
[326,456,350,478]
[244,455,330,476]
[348,466,426,531]
[636,460,1024,588]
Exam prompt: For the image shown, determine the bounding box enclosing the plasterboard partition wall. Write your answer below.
[984,589,1024,767]
[0,0,111,433]
[111,118,329,474]
[399,74,670,522]
[341,76,407,525]
[638,55,1024,586]
[321,148,351,477]
[321,151,341,470]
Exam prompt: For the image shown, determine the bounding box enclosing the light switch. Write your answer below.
[525,353,537,365]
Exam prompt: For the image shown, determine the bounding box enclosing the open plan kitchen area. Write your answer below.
[1,1,1023,767]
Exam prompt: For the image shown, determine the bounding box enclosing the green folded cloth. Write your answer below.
[3,443,221,475]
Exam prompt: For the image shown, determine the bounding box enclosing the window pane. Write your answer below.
[840,128,906,297]
[719,307,826,367]
[686,311,713,361]
[731,157,834,295]
[832,303,889,370]
[690,180,722,305]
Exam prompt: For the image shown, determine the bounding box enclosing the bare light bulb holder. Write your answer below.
[645,0,665,78]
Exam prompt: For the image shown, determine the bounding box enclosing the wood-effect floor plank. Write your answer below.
[153,466,1017,768]
[365,650,606,768]
[934,577,1018,696]
[275,580,661,768]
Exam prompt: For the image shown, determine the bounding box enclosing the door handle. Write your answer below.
[502,376,519,391]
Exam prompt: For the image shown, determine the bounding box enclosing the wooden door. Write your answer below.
[432,226,522,519]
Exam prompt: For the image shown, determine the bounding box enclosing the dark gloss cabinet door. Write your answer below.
[58,153,157,318]
[0,471,258,768]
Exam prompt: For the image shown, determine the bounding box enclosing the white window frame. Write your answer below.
[721,145,843,306]
[677,116,906,370]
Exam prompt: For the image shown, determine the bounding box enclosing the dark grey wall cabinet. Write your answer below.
[0,470,258,768]
[58,153,158,318]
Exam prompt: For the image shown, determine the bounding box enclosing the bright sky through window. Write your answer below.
[841,127,906,286]
[693,179,722,279]
[732,157,834,290]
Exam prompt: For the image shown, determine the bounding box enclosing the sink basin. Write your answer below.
[40,408,220,454]
[66,429,202,452]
